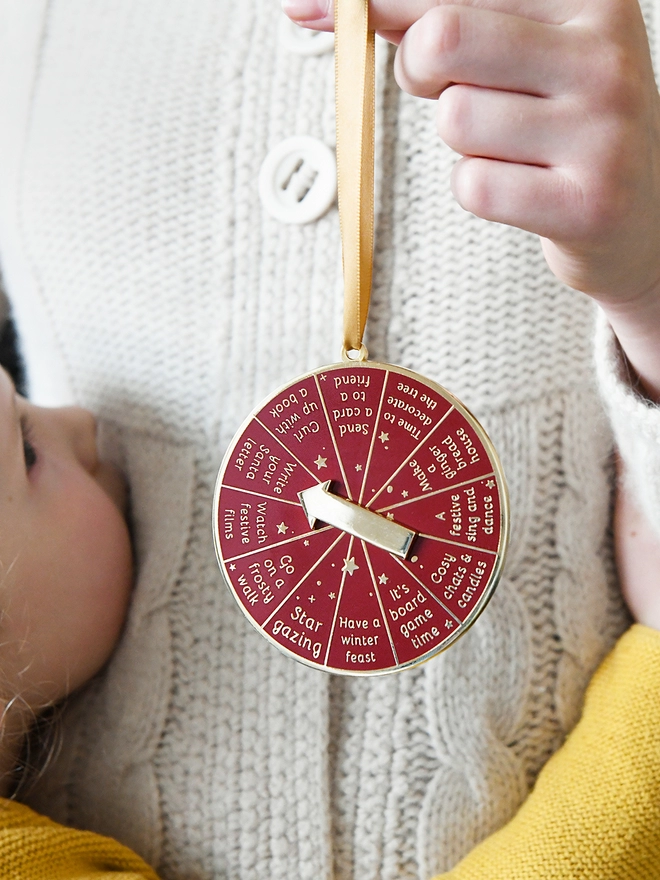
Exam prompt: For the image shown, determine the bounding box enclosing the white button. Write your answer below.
[278,16,335,56]
[259,136,337,225]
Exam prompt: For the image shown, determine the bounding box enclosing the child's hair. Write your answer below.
[13,705,64,798]
[0,698,62,799]
[0,274,26,395]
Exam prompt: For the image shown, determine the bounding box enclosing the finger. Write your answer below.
[451,157,587,242]
[281,0,574,32]
[437,86,570,167]
[395,6,580,100]
[281,0,334,31]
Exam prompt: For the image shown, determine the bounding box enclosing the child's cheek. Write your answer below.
[41,463,134,694]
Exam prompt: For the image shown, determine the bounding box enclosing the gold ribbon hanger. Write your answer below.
[335,0,376,360]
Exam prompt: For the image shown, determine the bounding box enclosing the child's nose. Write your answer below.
[54,406,99,473]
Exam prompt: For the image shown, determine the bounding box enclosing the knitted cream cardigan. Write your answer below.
[0,2,658,879]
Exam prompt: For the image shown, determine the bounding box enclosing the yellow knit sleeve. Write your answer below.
[0,798,160,879]
[433,624,660,880]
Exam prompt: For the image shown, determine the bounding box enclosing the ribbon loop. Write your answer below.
[335,0,375,353]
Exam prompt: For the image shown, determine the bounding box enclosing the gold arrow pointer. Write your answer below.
[298,481,416,559]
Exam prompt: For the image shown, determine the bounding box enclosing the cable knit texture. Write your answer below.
[434,625,660,879]
[4,626,660,879]
[0,2,656,879]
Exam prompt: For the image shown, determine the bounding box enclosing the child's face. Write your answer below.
[0,368,133,712]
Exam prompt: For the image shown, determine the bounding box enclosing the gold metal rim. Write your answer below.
[212,359,510,676]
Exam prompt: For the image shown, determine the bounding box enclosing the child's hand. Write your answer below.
[615,475,660,631]
[284,0,660,395]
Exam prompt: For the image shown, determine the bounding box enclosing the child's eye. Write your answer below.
[20,415,37,471]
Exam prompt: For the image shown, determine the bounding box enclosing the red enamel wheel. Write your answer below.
[213,361,509,675]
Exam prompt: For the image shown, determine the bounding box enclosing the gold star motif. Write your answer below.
[485,479,496,489]
[329,592,336,600]
[379,431,389,443]
[378,573,388,585]
[401,490,409,498]
[304,540,310,546]
[229,564,236,571]
[342,556,359,575]
[314,455,328,470]
[277,522,288,534]
[319,374,327,381]
[355,463,363,471]
[445,620,454,629]
[386,513,394,520]
[309,595,316,603]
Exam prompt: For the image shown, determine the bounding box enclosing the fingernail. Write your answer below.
[281,0,329,22]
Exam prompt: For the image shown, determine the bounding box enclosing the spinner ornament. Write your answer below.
[212,360,508,674]
[212,0,510,673]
